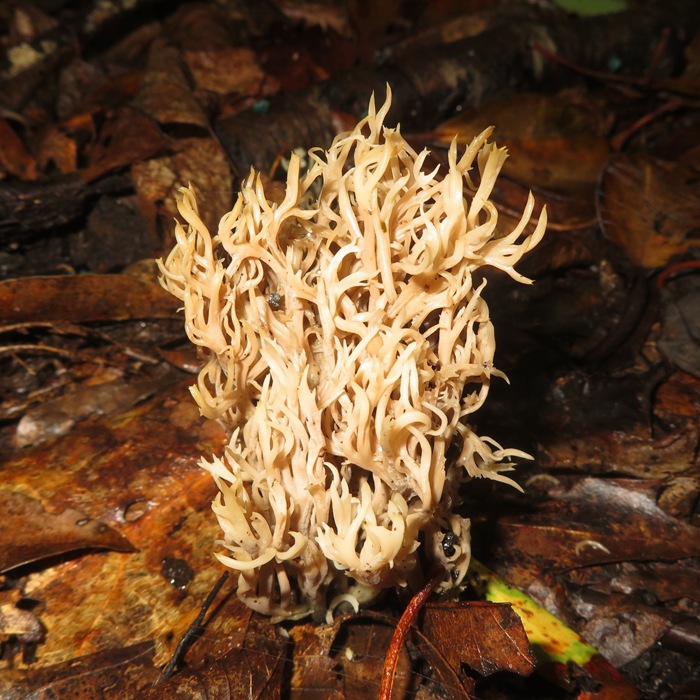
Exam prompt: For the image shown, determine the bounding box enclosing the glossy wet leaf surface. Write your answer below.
[2,1,700,698]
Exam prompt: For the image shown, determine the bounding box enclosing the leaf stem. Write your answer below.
[379,565,445,700]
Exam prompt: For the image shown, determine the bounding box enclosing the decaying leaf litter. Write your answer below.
[1,1,700,698]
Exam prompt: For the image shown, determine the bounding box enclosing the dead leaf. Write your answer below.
[532,370,696,480]
[2,380,225,524]
[288,622,342,699]
[410,627,473,699]
[570,561,700,606]
[72,194,157,273]
[597,153,700,268]
[539,421,698,480]
[14,370,173,447]
[0,379,229,674]
[132,137,232,249]
[182,47,264,96]
[421,601,536,678]
[34,124,78,175]
[0,274,179,324]
[81,106,168,184]
[0,489,135,572]
[334,617,414,699]
[575,595,671,667]
[654,370,700,424]
[433,92,610,197]
[481,477,700,585]
[142,631,288,700]
[0,119,38,181]
[0,589,43,646]
[132,39,209,131]
[658,281,700,379]
[0,642,158,699]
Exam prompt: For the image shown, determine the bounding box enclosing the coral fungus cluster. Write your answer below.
[158,88,545,619]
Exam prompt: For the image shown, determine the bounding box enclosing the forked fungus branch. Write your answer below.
[158,89,546,620]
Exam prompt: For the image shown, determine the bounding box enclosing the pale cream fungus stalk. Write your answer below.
[158,88,546,620]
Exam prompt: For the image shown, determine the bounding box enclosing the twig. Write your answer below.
[532,43,644,85]
[379,565,445,700]
[158,570,230,683]
[656,259,700,289]
[610,98,682,151]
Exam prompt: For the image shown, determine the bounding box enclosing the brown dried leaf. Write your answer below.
[421,601,536,678]
[0,380,229,674]
[2,380,225,525]
[0,589,43,643]
[570,561,700,605]
[132,39,209,130]
[14,370,173,448]
[0,489,135,572]
[598,154,700,268]
[434,92,610,197]
[34,124,78,175]
[335,618,413,698]
[0,274,179,324]
[182,48,264,95]
[288,614,416,699]
[0,642,158,699]
[132,138,232,249]
[659,283,700,379]
[654,370,700,423]
[288,622,342,699]
[142,632,287,700]
[540,421,697,480]
[484,477,700,585]
[81,106,168,184]
[575,595,672,668]
[533,370,697,479]
[0,119,38,181]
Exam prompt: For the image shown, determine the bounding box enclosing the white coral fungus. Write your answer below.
[158,88,546,620]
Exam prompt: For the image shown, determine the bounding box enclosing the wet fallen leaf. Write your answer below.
[182,47,264,96]
[574,593,672,668]
[0,274,179,324]
[0,588,43,649]
[421,601,535,677]
[132,39,209,131]
[433,92,610,198]
[480,477,700,585]
[81,106,168,184]
[132,137,232,247]
[0,490,135,572]
[569,561,700,605]
[597,153,700,268]
[539,420,698,480]
[14,369,173,447]
[0,642,158,699]
[470,561,640,699]
[0,119,38,181]
[658,278,700,379]
[288,622,343,699]
[336,616,414,699]
[142,630,287,700]
[34,124,78,175]
[0,381,228,679]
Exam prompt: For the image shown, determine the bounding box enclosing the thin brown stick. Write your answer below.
[532,43,645,85]
[379,566,445,700]
[610,98,682,151]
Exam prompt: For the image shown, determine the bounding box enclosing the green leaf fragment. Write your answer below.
[469,560,598,666]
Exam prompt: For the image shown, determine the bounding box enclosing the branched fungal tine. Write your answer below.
[158,87,546,620]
